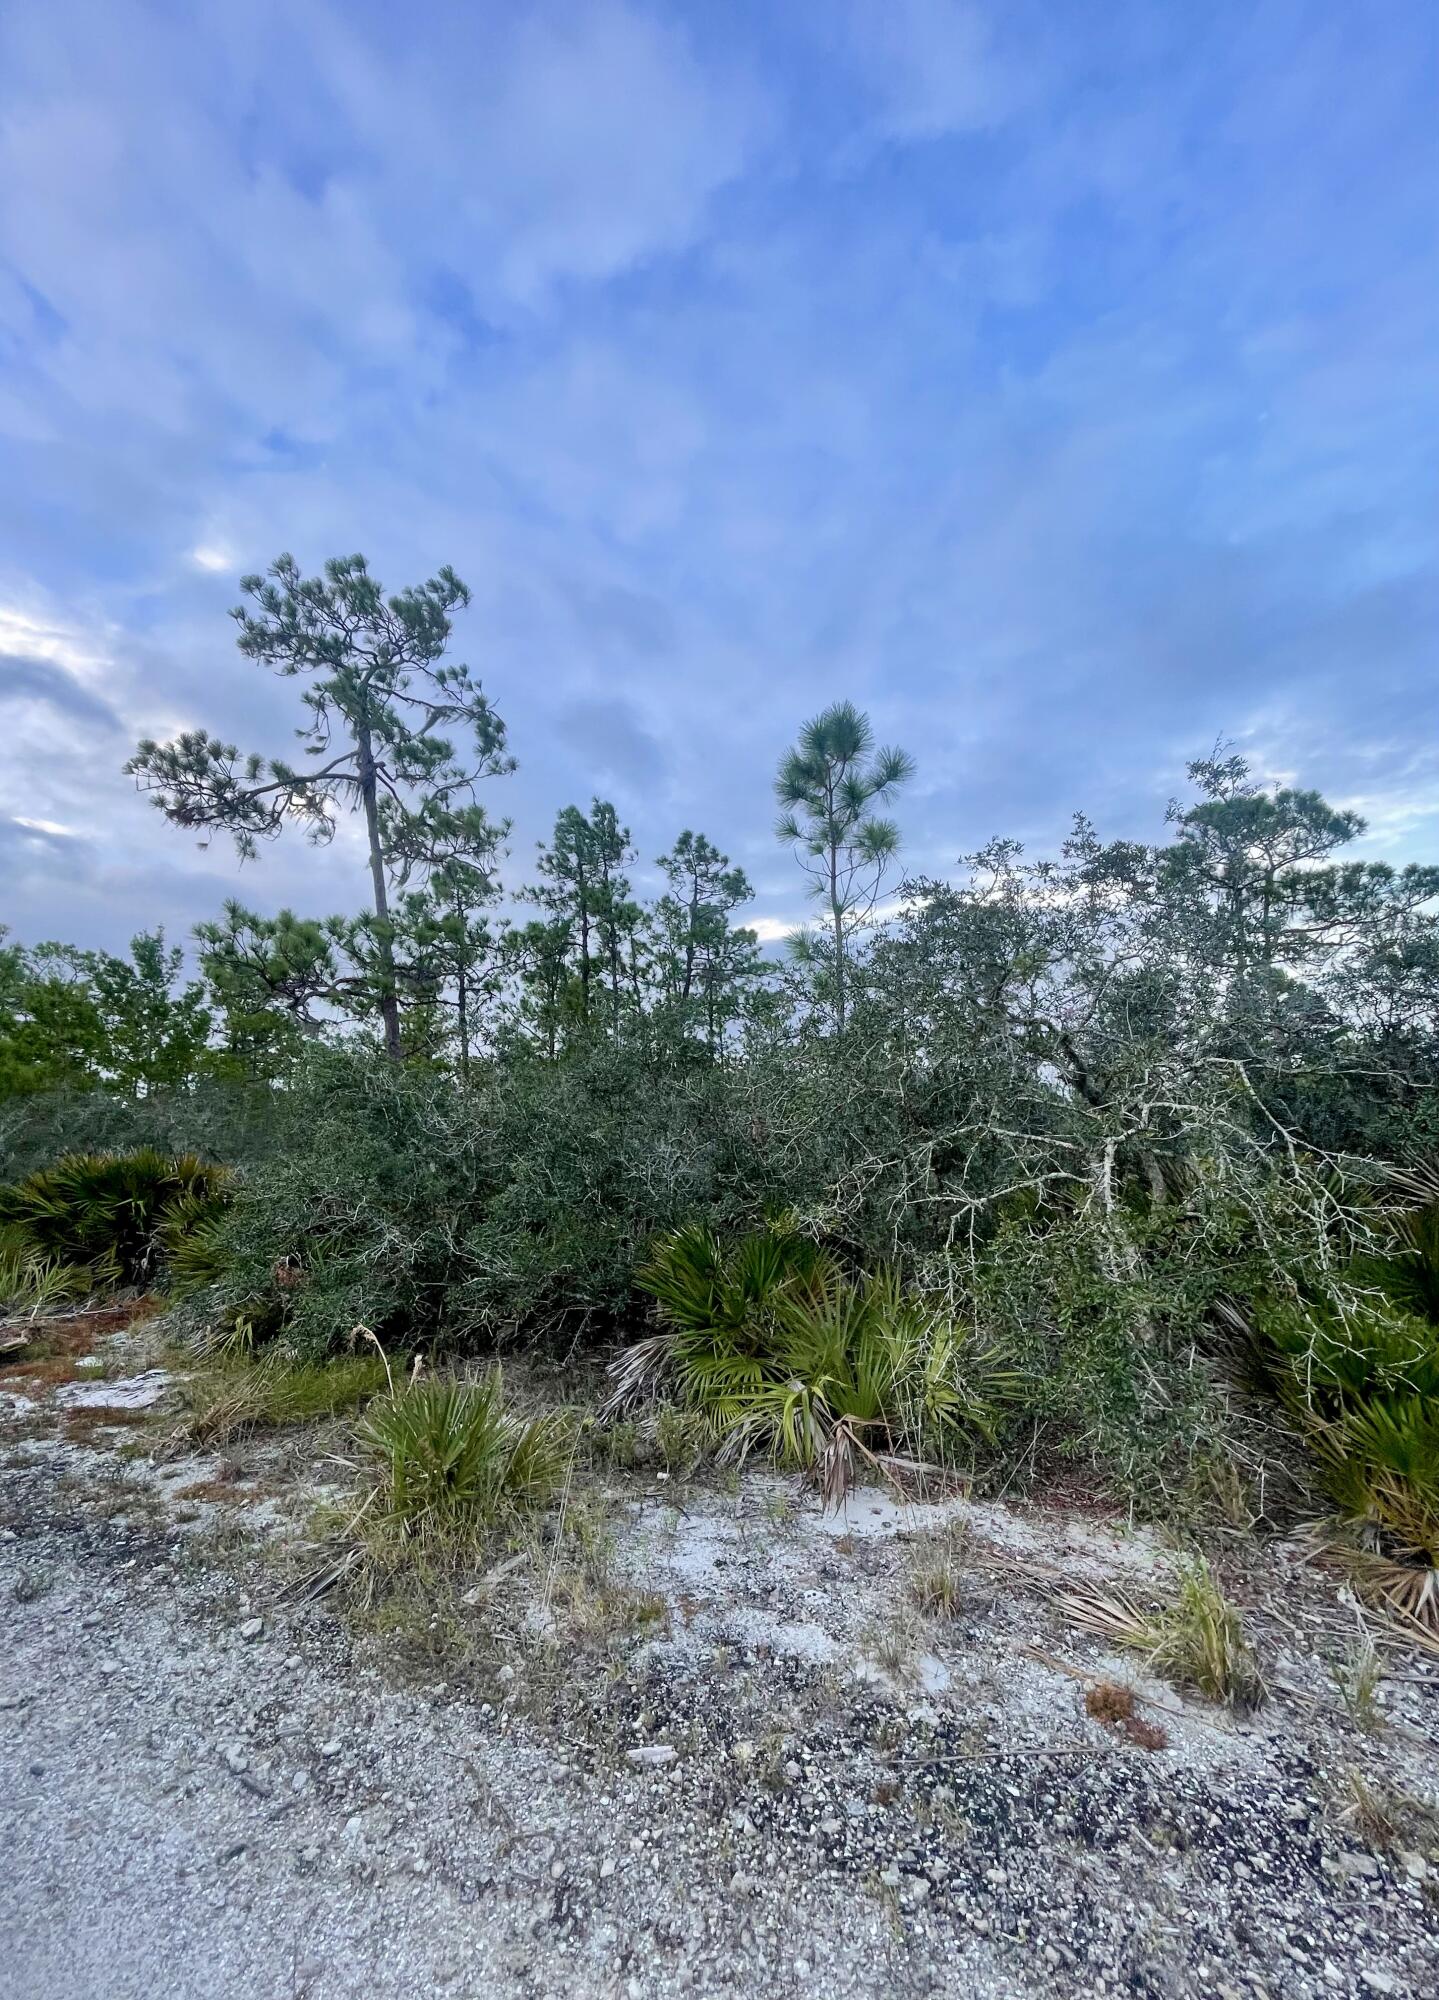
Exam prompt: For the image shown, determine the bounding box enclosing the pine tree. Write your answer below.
[775,702,913,1031]
[127,553,512,1060]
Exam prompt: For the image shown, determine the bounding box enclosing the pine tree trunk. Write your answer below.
[357,722,402,1062]
[830,845,845,1034]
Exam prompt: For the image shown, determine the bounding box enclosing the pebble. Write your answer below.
[625,1745,677,1768]
[237,1618,263,1642]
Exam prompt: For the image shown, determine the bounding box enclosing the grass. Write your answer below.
[0,1242,93,1320]
[178,1351,390,1447]
[357,1369,571,1539]
[1332,1629,1385,1732]
[1052,1557,1264,1710]
[1340,1769,1439,1854]
[908,1523,968,1618]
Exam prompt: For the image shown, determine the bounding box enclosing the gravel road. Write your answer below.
[2,1396,1437,1998]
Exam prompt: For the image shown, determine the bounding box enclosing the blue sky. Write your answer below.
[1,0,1435,954]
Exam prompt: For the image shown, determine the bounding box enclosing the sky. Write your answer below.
[1,0,1436,956]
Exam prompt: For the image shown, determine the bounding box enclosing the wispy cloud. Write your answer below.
[0,0,1434,953]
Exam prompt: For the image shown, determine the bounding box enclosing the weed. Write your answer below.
[357,1369,570,1538]
[12,1565,54,1604]
[0,1242,92,1318]
[593,1417,640,1470]
[908,1523,968,1618]
[654,1402,708,1477]
[763,1488,796,1529]
[1339,1769,1437,1853]
[863,1611,922,1682]
[1054,1557,1263,1709]
[1332,1629,1385,1732]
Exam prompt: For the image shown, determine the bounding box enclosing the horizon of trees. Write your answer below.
[2,550,1436,1150]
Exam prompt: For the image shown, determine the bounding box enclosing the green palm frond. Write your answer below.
[0,1149,231,1290]
[613,1227,1016,1503]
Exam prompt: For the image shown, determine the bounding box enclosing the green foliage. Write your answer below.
[1146,1557,1265,1709]
[775,701,913,1030]
[128,551,512,1061]
[182,1042,810,1357]
[180,1351,390,1447]
[1056,1558,1264,1709]
[0,928,211,1099]
[0,1236,92,1316]
[0,1148,230,1289]
[357,1369,569,1535]
[624,1226,1012,1501]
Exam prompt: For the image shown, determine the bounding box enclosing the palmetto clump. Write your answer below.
[0,1148,230,1290]
[609,1223,1013,1506]
[1254,1196,1439,1629]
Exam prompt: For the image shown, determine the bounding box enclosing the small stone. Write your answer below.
[1340,1852,1381,1880]
[238,1617,263,1641]
[319,1739,341,1759]
[1359,1976,1398,1996]
[98,1660,119,1678]
[223,1743,249,1774]
[625,1745,677,1768]
[600,1858,616,1880]
[291,1771,309,1794]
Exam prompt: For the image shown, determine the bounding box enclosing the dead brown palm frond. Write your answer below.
[599,1331,675,1419]
[1050,1581,1155,1649]
[1374,1603,1439,1660]
[1306,1524,1439,1635]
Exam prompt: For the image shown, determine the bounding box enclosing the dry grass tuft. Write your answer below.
[1084,1679,1137,1725]
[1083,1679,1170,1750]
[908,1523,968,1618]
[1054,1557,1263,1710]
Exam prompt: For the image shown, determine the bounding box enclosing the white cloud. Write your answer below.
[190,545,233,574]
[12,814,75,837]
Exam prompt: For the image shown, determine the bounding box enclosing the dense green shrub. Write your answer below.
[1254,1216,1439,1602]
[0,1148,231,1289]
[179,1042,826,1356]
[0,1079,279,1183]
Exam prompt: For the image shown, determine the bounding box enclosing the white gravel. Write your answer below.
[2,1371,1437,1998]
